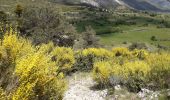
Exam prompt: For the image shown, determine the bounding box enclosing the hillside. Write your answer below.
[0,0,170,100]
[1,0,170,49]
[53,0,170,12]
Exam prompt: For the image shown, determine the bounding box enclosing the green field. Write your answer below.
[100,26,170,47]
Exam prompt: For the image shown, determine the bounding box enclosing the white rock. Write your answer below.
[114,85,121,90]
[63,73,108,100]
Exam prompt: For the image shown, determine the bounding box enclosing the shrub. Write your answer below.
[112,47,131,57]
[129,42,148,50]
[93,61,113,85]
[91,49,151,92]
[119,61,150,92]
[93,60,151,92]
[151,36,157,41]
[0,29,34,91]
[146,52,170,89]
[82,48,113,59]
[14,48,66,100]
[0,11,7,22]
[19,6,77,46]
[131,49,149,60]
[81,26,100,48]
[2,30,34,60]
[51,47,75,73]
[75,48,113,70]
[14,4,24,17]
[0,29,67,100]
[92,48,170,91]
[0,88,7,100]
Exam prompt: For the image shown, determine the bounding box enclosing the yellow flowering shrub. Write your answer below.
[92,49,170,91]
[93,61,113,84]
[2,30,34,61]
[93,60,150,90]
[0,88,7,100]
[82,48,113,59]
[111,47,133,66]
[0,29,67,100]
[11,81,37,100]
[37,42,54,54]
[117,61,150,79]
[0,29,35,91]
[121,61,151,92]
[112,47,131,57]
[13,50,66,100]
[51,47,75,72]
[146,52,170,88]
[75,48,113,70]
[132,49,149,60]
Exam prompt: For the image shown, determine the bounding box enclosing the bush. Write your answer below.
[112,47,131,57]
[92,60,150,91]
[131,49,149,60]
[19,6,77,47]
[117,61,150,92]
[81,26,100,48]
[113,61,150,80]
[92,48,170,92]
[51,47,75,73]
[129,42,148,50]
[146,52,170,89]
[0,11,7,22]
[14,4,24,17]
[14,47,66,100]
[93,61,113,85]
[75,48,113,70]
[0,29,67,100]
[0,88,7,100]
[151,36,157,41]
[92,60,151,92]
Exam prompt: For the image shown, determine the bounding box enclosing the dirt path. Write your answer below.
[63,72,108,100]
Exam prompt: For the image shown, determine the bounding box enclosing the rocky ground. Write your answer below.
[63,72,108,100]
[63,72,170,100]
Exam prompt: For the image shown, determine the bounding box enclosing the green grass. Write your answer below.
[72,8,170,49]
[100,25,170,47]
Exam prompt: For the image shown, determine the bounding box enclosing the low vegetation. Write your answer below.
[92,48,170,92]
[0,0,170,99]
[0,28,75,100]
[0,26,170,99]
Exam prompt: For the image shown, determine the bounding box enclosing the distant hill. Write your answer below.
[52,0,170,12]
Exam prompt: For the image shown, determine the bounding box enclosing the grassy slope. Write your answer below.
[100,26,170,46]
[1,0,170,49]
[72,8,170,48]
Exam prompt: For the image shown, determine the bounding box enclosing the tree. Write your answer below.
[151,36,157,41]
[14,4,24,18]
[81,26,100,48]
[19,6,77,47]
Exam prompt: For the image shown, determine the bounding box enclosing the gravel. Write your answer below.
[63,73,108,100]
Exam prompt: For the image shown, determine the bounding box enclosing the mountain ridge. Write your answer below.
[54,0,170,12]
